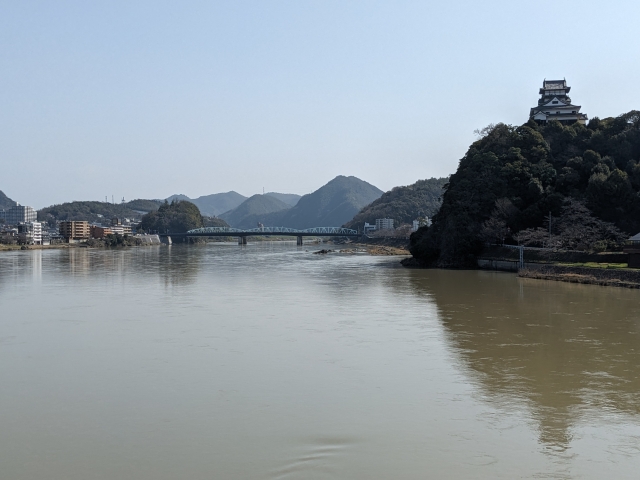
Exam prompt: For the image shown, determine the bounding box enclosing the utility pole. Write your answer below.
[548,211,552,240]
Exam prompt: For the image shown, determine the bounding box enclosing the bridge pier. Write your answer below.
[238,236,247,245]
[160,235,172,245]
[297,236,303,246]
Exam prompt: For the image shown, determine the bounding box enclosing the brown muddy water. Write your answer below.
[1,244,639,479]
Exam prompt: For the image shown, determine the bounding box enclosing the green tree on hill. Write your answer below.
[138,200,204,237]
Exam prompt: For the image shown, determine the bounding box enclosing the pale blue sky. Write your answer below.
[2,1,639,208]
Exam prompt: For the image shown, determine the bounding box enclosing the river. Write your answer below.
[1,244,639,479]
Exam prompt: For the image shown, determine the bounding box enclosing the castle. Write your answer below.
[530,79,588,125]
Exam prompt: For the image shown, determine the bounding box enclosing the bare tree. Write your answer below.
[515,199,625,251]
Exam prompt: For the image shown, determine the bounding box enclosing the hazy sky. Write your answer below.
[2,1,639,208]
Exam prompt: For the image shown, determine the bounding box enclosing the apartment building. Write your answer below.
[1,204,37,225]
[375,218,395,231]
[59,221,90,241]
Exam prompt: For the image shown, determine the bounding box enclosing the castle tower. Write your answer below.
[530,79,588,125]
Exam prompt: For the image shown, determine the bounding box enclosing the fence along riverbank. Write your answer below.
[477,245,640,288]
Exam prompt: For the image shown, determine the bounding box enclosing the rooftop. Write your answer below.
[543,79,566,89]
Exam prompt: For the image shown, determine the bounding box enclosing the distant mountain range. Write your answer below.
[219,194,291,229]
[9,176,386,229]
[165,191,300,217]
[165,191,247,217]
[0,190,17,210]
[220,176,383,229]
[344,177,447,229]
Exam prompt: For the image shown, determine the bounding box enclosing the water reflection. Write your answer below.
[405,269,640,451]
[0,246,206,289]
[0,250,42,290]
[130,245,204,288]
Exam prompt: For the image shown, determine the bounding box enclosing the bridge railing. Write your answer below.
[186,226,358,235]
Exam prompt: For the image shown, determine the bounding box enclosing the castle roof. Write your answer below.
[543,79,566,89]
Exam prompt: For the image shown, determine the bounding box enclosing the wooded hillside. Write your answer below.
[410,111,640,267]
[344,177,446,230]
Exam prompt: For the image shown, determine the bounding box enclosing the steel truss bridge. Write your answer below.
[160,226,360,245]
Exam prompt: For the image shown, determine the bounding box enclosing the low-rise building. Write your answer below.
[110,225,132,236]
[110,217,134,235]
[59,221,90,242]
[363,222,376,234]
[90,225,113,239]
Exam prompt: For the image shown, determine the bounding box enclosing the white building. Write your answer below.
[363,222,376,234]
[1,204,37,225]
[111,225,132,236]
[17,222,42,244]
[530,79,588,125]
[375,218,394,231]
[30,222,42,245]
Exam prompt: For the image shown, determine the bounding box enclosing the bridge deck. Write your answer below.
[161,231,359,237]
[161,227,359,237]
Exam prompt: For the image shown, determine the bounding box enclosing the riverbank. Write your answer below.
[476,246,640,288]
[401,245,640,288]
[311,245,409,256]
[519,264,640,289]
[342,236,410,256]
[1,240,410,257]
[0,244,75,252]
[347,245,409,255]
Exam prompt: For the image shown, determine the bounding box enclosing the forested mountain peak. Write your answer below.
[275,175,384,229]
[345,177,447,230]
